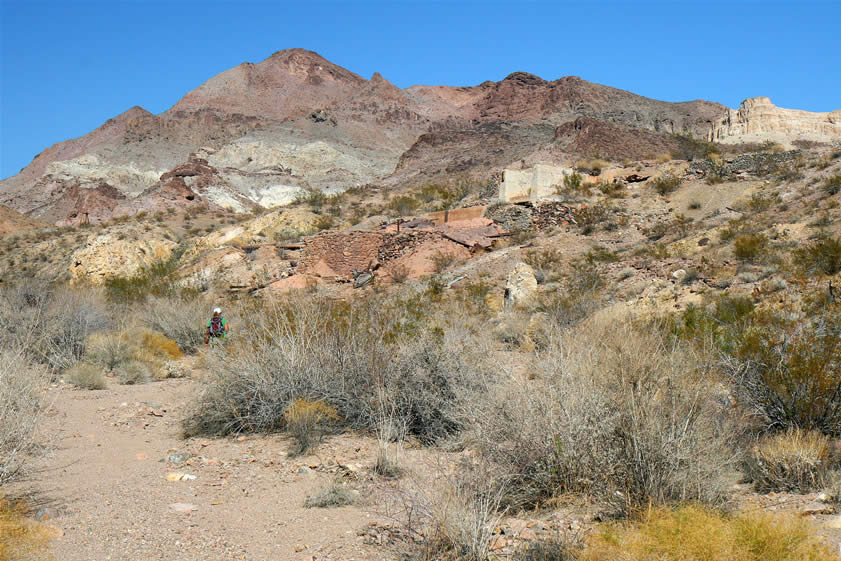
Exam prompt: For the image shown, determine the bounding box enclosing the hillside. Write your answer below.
[13,48,830,226]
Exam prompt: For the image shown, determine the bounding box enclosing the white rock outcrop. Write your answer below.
[505,263,538,309]
[711,97,841,145]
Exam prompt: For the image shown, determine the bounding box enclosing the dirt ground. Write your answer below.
[14,378,402,561]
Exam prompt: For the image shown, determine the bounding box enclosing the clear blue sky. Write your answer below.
[2,0,840,180]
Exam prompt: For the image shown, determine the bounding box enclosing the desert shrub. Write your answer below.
[304,480,356,508]
[650,173,681,196]
[313,214,334,231]
[132,329,182,377]
[85,331,133,371]
[0,496,54,561]
[284,398,340,455]
[390,263,409,284]
[467,318,739,512]
[563,170,583,191]
[581,504,837,561]
[295,186,327,211]
[596,181,626,198]
[524,248,563,284]
[747,191,781,213]
[0,350,49,485]
[138,295,208,353]
[389,195,420,216]
[574,203,609,234]
[675,134,719,161]
[0,284,108,372]
[430,250,458,273]
[65,362,106,390]
[744,428,837,493]
[388,465,506,561]
[793,235,841,275]
[687,200,702,210]
[721,310,841,435]
[103,256,183,304]
[513,534,580,561]
[183,295,495,442]
[537,261,605,328]
[114,360,152,385]
[733,233,769,262]
[583,246,618,264]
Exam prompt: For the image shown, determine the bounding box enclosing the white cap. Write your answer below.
[213,307,222,314]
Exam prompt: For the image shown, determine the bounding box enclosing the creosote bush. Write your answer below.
[650,173,681,196]
[793,234,841,275]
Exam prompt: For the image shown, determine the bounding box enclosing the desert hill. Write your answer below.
[2,48,839,227]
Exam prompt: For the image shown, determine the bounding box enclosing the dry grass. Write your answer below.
[0,497,54,561]
[387,464,507,561]
[132,329,183,377]
[581,504,838,561]
[745,428,837,492]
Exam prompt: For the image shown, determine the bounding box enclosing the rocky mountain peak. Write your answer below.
[502,72,548,86]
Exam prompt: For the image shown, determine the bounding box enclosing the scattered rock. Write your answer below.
[169,503,198,513]
[802,501,834,516]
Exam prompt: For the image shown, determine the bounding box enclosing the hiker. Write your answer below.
[204,307,229,345]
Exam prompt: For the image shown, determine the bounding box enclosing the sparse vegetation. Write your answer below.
[304,480,356,508]
[65,361,107,390]
[650,173,681,195]
[745,428,838,492]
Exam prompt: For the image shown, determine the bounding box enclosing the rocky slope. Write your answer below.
[711,97,841,146]
[2,48,838,226]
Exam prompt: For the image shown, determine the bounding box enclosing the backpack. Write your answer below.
[209,316,224,337]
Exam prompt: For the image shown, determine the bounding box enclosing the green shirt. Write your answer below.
[207,317,228,337]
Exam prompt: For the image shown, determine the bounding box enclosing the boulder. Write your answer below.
[505,263,538,309]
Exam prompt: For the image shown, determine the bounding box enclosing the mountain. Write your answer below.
[2,48,837,226]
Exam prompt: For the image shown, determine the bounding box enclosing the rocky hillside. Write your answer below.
[2,48,839,227]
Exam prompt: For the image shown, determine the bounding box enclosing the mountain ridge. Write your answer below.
[2,48,838,225]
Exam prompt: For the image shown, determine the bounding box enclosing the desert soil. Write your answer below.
[15,377,399,561]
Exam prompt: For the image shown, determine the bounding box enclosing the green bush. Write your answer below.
[793,235,841,275]
[733,233,769,262]
[722,311,841,435]
[650,173,681,195]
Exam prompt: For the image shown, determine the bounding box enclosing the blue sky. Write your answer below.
[1,0,839,180]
